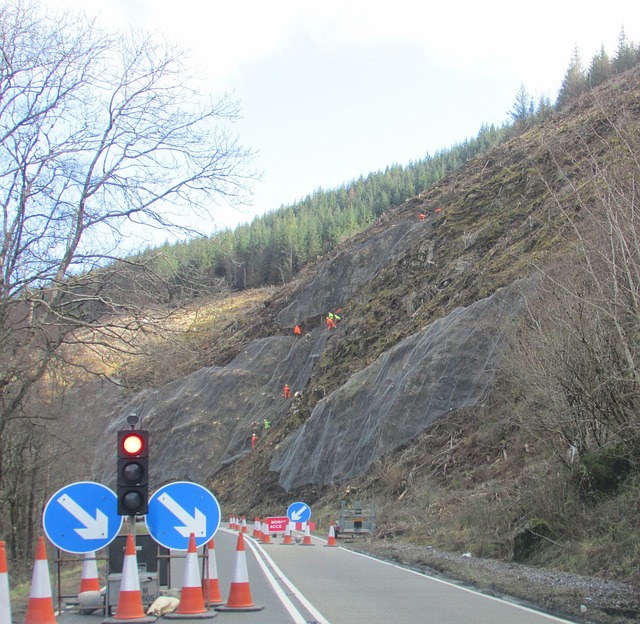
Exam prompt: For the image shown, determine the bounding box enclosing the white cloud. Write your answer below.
[33,0,640,235]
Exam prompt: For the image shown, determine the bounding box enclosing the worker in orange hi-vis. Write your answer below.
[418,213,425,221]
[283,384,291,399]
[294,324,301,336]
[251,432,257,448]
[326,316,337,330]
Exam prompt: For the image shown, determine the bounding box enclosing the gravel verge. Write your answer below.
[345,540,640,623]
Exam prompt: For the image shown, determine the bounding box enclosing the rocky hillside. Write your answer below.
[88,66,640,607]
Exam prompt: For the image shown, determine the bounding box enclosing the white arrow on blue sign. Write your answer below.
[42,481,123,554]
[146,481,220,551]
[287,501,311,523]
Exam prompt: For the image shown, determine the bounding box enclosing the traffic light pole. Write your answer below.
[127,514,136,536]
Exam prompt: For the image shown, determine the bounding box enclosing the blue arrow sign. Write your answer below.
[146,481,220,551]
[287,501,311,523]
[42,482,123,554]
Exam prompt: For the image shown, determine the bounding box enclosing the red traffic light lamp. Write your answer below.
[120,431,146,456]
[117,429,149,516]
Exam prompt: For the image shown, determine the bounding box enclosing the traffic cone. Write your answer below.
[325,521,338,547]
[78,551,102,612]
[215,533,263,612]
[260,522,272,544]
[300,523,314,546]
[24,536,56,624]
[240,516,248,533]
[281,522,294,545]
[103,533,155,623]
[165,533,215,620]
[252,517,262,539]
[0,541,12,624]
[202,539,223,606]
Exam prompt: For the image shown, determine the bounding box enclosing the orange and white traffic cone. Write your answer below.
[300,523,314,546]
[202,538,223,606]
[0,541,12,624]
[165,533,214,620]
[252,517,262,539]
[325,521,338,547]
[103,533,155,623]
[215,533,263,613]
[260,522,272,545]
[78,551,103,612]
[281,522,294,545]
[240,516,248,533]
[24,536,56,624]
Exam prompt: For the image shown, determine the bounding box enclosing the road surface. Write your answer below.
[55,528,577,624]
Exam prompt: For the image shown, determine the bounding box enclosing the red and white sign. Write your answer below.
[266,516,289,533]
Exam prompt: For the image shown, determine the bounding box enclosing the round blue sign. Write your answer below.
[42,482,123,554]
[287,501,311,523]
[146,481,220,551]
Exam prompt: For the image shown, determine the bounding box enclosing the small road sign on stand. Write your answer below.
[43,481,123,554]
[287,501,311,523]
[146,481,220,551]
[267,516,289,533]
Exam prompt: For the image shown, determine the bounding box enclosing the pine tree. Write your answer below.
[587,45,611,87]
[556,46,587,109]
[509,84,534,132]
[535,96,553,122]
[612,27,637,74]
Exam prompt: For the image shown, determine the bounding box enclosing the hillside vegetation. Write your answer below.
[203,63,640,569]
[90,63,640,600]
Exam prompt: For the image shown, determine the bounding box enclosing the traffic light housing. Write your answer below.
[117,429,149,516]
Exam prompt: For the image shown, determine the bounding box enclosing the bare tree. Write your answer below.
[503,96,640,467]
[0,0,255,561]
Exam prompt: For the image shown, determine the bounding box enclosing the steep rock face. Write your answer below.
[270,279,529,490]
[93,276,529,492]
[94,212,436,488]
[93,329,332,487]
[92,188,532,492]
[277,218,421,327]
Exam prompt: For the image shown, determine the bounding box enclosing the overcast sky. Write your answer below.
[42,0,640,238]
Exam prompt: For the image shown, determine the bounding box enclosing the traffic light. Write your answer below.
[117,429,149,516]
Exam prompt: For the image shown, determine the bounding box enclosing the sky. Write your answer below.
[40,0,640,239]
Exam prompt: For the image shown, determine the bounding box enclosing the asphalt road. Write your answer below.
[55,528,578,624]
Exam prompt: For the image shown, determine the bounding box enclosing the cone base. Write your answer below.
[165,610,217,620]
[103,616,157,623]
[202,585,224,606]
[215,604,264,613]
